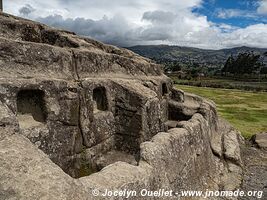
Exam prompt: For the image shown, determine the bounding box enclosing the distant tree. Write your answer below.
[171,61,182,72]
[190,68,199,78]
[259,67,267,80]
[260,67,267,74]
[157,59,183,73]
[192,62,200,68]
[222,52,263,76]
[222,55,234,75]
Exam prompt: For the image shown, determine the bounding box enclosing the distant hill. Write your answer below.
[127,45,267,69]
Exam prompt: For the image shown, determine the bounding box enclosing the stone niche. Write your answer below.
[161,82,168,96]
[12,83,83,178]
[93,86,108,112]
[17,89,47,129]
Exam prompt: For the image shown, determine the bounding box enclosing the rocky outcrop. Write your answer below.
[252,132,267,149]
[0,13,243,200]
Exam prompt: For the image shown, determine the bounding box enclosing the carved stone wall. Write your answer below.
[0,13,243,200]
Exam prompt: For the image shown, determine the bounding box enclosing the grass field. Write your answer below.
[176,85,267,138]
[172,78,267,92]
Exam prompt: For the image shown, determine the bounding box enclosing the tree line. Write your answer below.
[221,52,266,76]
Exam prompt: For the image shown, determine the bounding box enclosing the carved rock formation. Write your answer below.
[0,13,243,200]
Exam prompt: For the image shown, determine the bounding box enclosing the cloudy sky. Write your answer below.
[4,0,267,49]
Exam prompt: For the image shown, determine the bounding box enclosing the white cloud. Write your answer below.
[216,8,257,19]
[3,0,267,49]
[217,9,242,19]
[218,23,239,33]
[257,0,267,15]
[4,0,69,18]
[4,0,202,22]
[220,24,267,48]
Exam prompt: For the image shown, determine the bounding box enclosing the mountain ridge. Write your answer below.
[127,45,267,69]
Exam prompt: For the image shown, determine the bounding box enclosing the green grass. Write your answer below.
[171,77,267,92]
[176,85,267,138]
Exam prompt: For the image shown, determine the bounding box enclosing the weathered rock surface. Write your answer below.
[0,13,244,200]
[252,132,267,149]
[0,134,89,200]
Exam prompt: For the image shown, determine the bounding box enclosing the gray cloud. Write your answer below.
[5,1,267,49]
[36,11,267,49]
[142,11,176,24]
[19,4,35,16]
[37,14,140,47]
